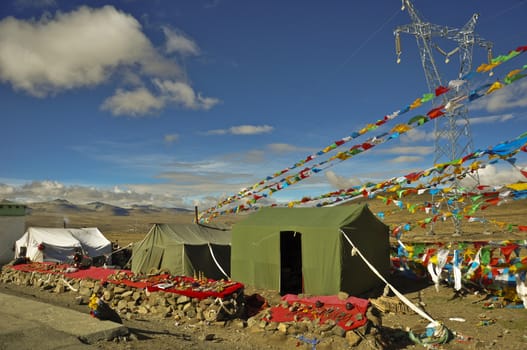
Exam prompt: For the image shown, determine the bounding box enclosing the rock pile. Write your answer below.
[1,266,384,348]
[0,267,242,323]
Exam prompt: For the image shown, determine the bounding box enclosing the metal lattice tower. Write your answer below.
[394,0,493,235]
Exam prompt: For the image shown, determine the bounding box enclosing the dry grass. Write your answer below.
[25,210,239,246]
[359,194,527,242]
[24,196,526,246]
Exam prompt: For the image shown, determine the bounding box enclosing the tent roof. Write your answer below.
[147,223,231,245]
[25,227,85,246]
[23,227,111,246]
[233,204,373,230]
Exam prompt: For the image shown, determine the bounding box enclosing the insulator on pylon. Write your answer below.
[395,33,401,63]
[401,0,405,11]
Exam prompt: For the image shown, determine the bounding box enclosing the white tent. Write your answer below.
[14,227,112,263]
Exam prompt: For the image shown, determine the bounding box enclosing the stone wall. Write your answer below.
[0,266,383,349]
[0,267,242,323]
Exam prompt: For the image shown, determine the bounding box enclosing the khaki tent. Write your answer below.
[131,223,231,280]
[231,204,390,296]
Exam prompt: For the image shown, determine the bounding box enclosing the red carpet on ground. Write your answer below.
[9,263,243,300]
[265,294,369,331]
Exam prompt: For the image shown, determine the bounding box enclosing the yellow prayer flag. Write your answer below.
[507,69,522,78]
[391,124,411,133]
[410,98,422,110]
[506,183,527,191]
[336,152,350,160]
[486,81,504,94]
[387,184,401,192]
[469,161,481,171]
[476,62,499,72]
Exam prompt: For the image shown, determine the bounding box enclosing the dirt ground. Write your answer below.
[1,269,526,350]
[7,199,526,349]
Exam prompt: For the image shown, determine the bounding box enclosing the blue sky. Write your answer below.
[1,0,526,210]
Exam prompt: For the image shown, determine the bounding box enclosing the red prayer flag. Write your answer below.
[435,85,450,96]
[482,191,498,197]
[485,198,500,205]
[428,109,444,119]
[473,241,486,250]
[427,105,445,119]
[500,244,519,262]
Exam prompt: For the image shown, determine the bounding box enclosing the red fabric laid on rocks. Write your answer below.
[265,294,369,331]
[10,262,130,281]
[8,263,243,300]
[110,273,244,299]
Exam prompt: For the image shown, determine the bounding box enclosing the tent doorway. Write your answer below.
[280,231,303,295]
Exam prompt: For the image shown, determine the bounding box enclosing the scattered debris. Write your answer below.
[369,295,411,314]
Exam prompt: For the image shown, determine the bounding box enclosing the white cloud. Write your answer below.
[389,155,424,163]
[0,183,15,195]
[400,129,435,142]
[0,180,187,208]
[267,143,314,153]
[206,125,274,135]
[0,6,219,117]
[102,79,220,115]
[162,26,200,56]
[219,149,266,164]
[471,79,527,112]
[325,171,362,189]
[153,79,220,110]
[231,125,273,135]
[461,163,527,188]
[0,6,180,97]
[379,146,434,155]
[468,113,514,124]
[101,87,165,116]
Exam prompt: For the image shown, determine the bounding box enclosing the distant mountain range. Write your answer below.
[2,198,192,217]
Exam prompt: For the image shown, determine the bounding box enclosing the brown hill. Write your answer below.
[21,200,194,246]
[17,193,527,246]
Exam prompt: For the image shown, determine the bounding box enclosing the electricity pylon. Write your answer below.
[394,0,493,235]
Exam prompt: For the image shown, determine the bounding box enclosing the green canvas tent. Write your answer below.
[131,223,231,280]
[231,204,390,296]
